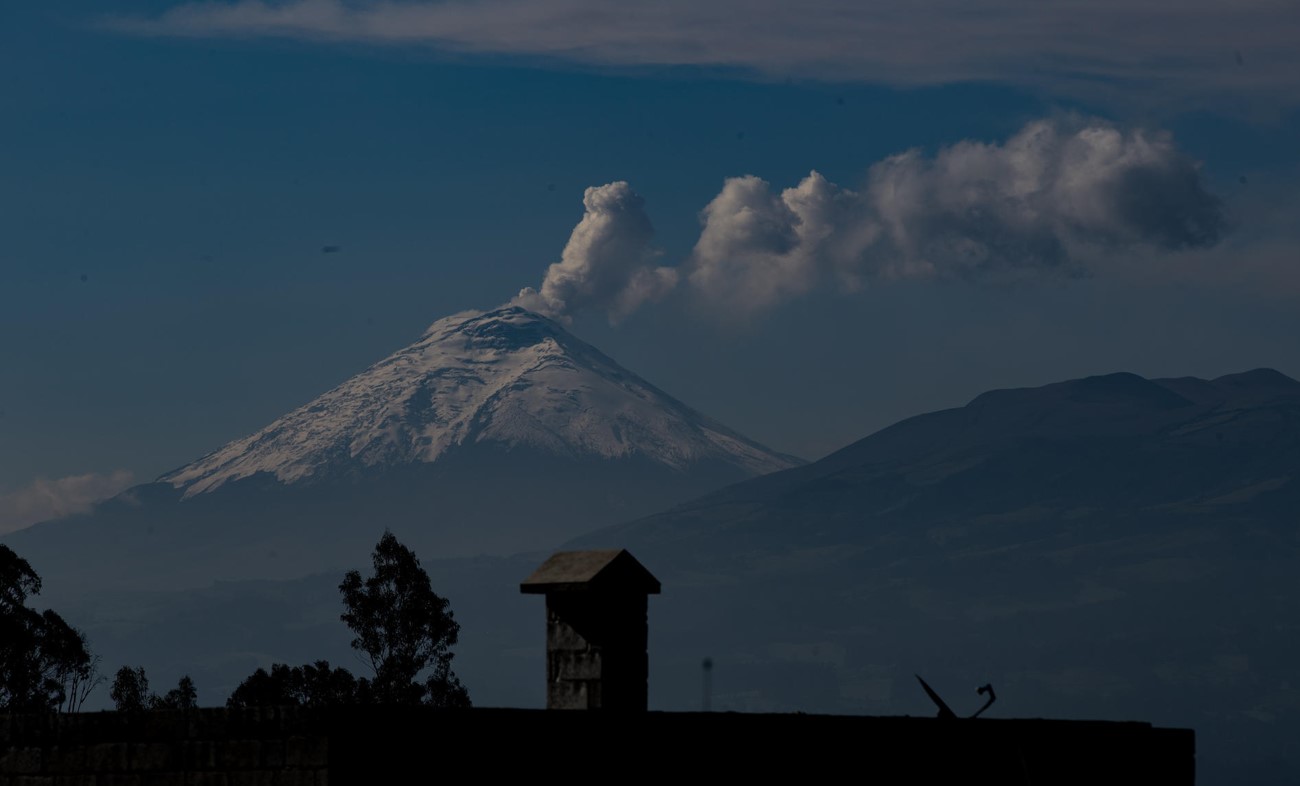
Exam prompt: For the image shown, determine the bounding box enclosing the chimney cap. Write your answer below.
[520,549,661,595]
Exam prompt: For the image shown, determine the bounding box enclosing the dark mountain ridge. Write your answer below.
[569,368,1300,784]
[607,368,1300,543]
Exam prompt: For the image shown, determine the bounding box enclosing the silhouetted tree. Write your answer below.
[0,545,97,712]
[155,675,198,710]
[227,661,371,709]
[224,534,468,709]
[339,532,469,707]
[58,636,103,713]
[109,666,151,712]
[109,667,197,710]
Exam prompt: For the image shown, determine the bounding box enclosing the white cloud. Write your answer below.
[111,0,1300,104]
[0,471,135,535]
[686,119,1225,316]
[514,181,677,322]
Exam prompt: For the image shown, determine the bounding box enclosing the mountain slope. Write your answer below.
[162,306,794,496]
[571,369,1300,784]
[592,368,1300,545]
[5,306,798,590]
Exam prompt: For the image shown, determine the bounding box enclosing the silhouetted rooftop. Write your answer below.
[520,549,661,594]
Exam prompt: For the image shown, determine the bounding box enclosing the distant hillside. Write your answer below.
[572,369,1300,784]
[585,369,1300,556]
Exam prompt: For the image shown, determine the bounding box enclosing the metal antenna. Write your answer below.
[915,674,958,719]
[916,675,997,719]
[971,683,997,718]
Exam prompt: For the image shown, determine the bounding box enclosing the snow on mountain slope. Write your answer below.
[161,306,798,497]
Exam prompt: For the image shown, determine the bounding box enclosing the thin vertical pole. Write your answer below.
[702,657,713,712]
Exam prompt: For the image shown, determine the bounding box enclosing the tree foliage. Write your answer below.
[339,531,469,707]
[0,545,97,712]
[227,661,369,709]
[110,667,198,711]
[229,532,470,708]
[156,675,198,710]
[109,666,151,712]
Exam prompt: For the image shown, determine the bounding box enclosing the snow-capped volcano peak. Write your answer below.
[161,306,798,497]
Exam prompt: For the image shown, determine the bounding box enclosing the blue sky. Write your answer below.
[2,0,1299,529]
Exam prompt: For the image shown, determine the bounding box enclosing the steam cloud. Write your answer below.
[689,119,1225,315]
[688,171,883,315]
[519,119,1225,320]
[514,181,678,322]
[0,470,135,535]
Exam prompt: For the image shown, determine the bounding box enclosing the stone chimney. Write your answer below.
[521,549,661,711]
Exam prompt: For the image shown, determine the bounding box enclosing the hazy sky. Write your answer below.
[3,1,1299,528]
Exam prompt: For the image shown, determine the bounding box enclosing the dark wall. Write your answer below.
[0,707,327,785]
[545,592,649,710]
[2,707,1194,785]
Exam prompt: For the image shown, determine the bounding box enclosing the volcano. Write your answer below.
[6,306,799,591]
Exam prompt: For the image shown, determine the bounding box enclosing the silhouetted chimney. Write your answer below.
[521,549,661,711]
